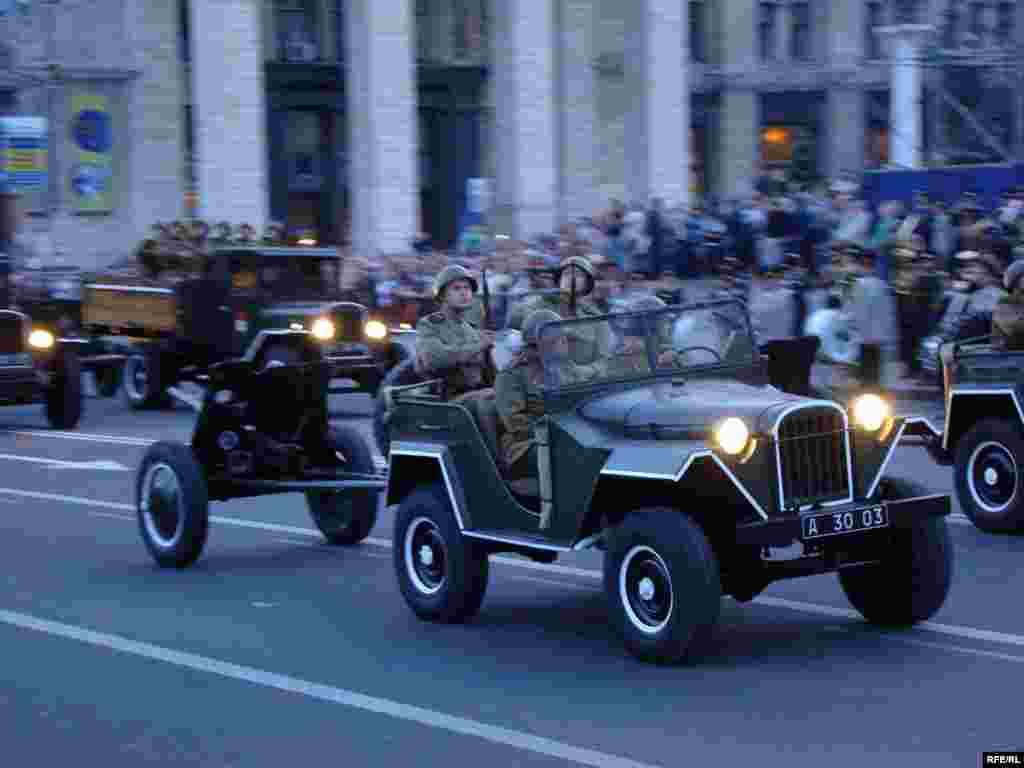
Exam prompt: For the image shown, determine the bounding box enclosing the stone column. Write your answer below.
[717,0,757,199]
[122,0,187,243]
[556,0,600,222]
[189,0,268,229]
[826,89,866,180]
[492,0,558,239]
[624,0,690,208]
[346,0,419,255]
[878,24,934,169]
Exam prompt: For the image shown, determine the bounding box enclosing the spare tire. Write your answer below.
[373,358,423,458]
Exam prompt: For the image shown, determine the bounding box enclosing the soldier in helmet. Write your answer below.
[992,257,1024,351]
[415,264,496,408]
[495,308,601,483]
[506,255,600,330]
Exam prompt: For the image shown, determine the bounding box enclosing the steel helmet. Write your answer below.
[522,308,562,346]
[558,255,596,295]
[433,263,479,300]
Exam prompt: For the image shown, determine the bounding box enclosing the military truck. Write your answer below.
[81,245,411,409]
[383,299,954,664]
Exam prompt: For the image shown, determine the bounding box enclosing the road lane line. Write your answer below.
[0,607,664,768]
[4,485,1021,652]
[888,636,1024,665]
[0,453,130,471]
[10,430,154,446]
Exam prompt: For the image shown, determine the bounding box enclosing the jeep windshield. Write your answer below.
[536,300,756,389]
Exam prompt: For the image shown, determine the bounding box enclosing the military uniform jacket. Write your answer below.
[415,311,487,397]
[495,356,601,467]
[992,293,1024,350]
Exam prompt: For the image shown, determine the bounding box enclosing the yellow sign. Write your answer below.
[68,90,114,212]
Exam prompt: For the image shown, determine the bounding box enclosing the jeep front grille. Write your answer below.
[775,404,852,511]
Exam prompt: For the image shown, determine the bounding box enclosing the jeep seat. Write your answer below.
[464,393,540,501]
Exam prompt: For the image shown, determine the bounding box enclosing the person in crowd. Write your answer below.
[847,246,897,391]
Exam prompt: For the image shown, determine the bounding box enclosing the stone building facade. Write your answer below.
[0,0,1021,269]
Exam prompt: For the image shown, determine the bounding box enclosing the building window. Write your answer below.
[761,126,794,166]
[759,2,777,62]
[690,1,705,63]
[178,0,190,63]
[276,0,319,62]
[997,2,1015,46]
[454,0,483,61]
[865,2,884,60]
[790,2,810,61]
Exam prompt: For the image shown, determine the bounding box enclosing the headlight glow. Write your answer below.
[28,329,54,349]
[311,317,335,341]
[853,394,890,432]
[364,320,388,340]
[716,417,750,456]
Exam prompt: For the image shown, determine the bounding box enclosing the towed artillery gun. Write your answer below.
[134,327,385,567]
[81,241,412,410]
[382,300,953,664]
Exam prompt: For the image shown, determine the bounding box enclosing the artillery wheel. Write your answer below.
[123,347,170,410]
[45,347,82,429]
[953,419,1024,533]
[394,483,489,623]
[604,508,722,665]
[305,426,379,545]
[839,476,953,626]
[136,442,209,568]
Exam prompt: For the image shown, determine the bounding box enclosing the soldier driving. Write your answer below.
[415,264,496,409]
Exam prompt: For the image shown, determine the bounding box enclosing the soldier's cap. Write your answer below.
[558,255,597,281]
[1004,259,1024,292]
[522,308,563,346]
[433,263,478,299]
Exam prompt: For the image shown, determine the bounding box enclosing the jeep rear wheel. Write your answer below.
[393,483,488,623]
[604,508,721,665]
[839,476,953,626]
[953,419,1024,533]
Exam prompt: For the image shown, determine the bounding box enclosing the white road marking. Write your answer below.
[10,430,154,447]
[2,485,1022,654]
[0,454,130,471]
[0,608,664,768]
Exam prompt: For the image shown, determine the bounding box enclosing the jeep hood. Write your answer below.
[579,379,805,436]
[261,302,333,318]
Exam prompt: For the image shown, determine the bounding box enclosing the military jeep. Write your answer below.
[384,299,954,664]
[928,335,1024,533]
[82,245,411,410]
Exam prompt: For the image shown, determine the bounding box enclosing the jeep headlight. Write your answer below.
[852,394,890,432]
[28,329,54,349]
[311,317,335,341]
[364,319,387,340]
[716,417,750,456]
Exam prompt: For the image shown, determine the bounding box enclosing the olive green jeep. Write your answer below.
[384,299,954,664]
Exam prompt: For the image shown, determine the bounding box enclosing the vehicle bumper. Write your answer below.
[734,493,951,549]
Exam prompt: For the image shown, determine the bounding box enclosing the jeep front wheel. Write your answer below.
[839,477,953,626]
[604,508,722,665]
[393,483,488,623]
[953,419,1024,533]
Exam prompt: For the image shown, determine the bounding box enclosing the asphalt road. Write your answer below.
[0,391,1020,767]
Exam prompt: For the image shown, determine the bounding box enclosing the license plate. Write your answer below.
[801,505,888,540]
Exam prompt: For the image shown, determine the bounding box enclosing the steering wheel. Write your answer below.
[672,345,722,363]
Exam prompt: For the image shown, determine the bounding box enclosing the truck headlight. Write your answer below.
[852,394,890,432]
[364,320,387,340]
[716,417,750,456]
[311,317,335,341]
[28,329,54,349]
